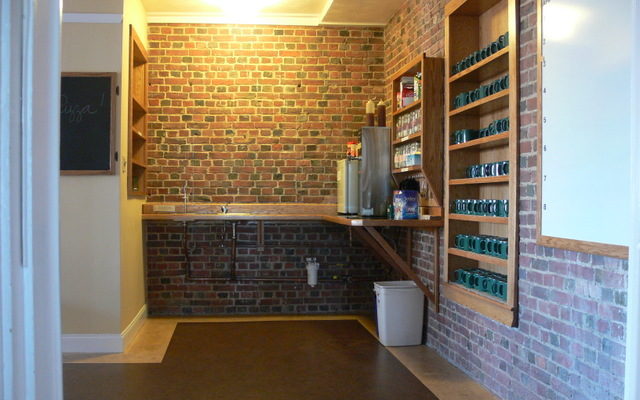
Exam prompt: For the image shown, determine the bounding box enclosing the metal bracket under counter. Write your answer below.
[142,203,442,311]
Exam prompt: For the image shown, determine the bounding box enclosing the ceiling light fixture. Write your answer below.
[204,0,281,22]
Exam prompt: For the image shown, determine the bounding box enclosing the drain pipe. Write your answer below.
[229,221,237,282]
[182,221,376,283]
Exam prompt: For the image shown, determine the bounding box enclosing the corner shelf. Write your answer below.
[443,0,519,326]
[390,54,444,208]
[127,25,148,197]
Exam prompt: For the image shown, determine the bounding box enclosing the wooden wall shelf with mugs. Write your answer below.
[390,53,444,209]
[128,25,148,197]
[442,0,519,326]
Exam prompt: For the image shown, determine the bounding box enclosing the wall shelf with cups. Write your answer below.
[390,53,444,208]
[443,0,519,326]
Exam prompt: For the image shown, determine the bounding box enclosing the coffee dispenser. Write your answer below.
[359,127,392,217]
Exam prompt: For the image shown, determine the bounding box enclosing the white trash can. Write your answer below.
[374,281,424,346]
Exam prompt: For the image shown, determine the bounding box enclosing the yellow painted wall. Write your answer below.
[60,17,123,333]
[61,0,150,335]
[119,0,148,332]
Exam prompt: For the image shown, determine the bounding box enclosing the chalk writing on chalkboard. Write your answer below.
[60,72,116,175]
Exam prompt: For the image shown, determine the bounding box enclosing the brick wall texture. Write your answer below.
[385,1,628,400]
[146,24,385,203]
[145,221,393,315]
[144,3,628,399]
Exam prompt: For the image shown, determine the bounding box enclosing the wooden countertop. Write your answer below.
[142,203,443,228]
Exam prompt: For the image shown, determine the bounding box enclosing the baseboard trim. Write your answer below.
[62,334,123,353]
[122,304,147,351]
[62,304,147,353]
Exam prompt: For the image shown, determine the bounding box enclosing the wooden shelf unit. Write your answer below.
[128,25,148,197]
[443,0,519,326]
[390,54,444,207]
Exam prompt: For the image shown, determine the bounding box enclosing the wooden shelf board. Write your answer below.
[450,48,509,84]
[131,160,147,169]
[393,132,422,145]
[392,165,422,174]
[324,215,443,228]
[449,90,509,117]
[447,247,508,266]
[393,99,422,116]
[448,214,508,224]
[443,283,515,326]
[449,176,509,185]
[389,53,423,82]
[449,132,509,151]
[132,95,147,114]
[446,281,507,304]
[132,128,146,141]
[445,0,504,17]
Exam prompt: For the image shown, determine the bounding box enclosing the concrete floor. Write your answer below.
[64,315,497,400]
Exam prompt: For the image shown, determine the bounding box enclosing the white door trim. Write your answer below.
[0,0,63,398]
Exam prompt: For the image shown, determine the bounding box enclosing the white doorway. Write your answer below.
[0,0,63,398]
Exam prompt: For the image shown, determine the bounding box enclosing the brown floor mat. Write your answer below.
[64,320,439,400]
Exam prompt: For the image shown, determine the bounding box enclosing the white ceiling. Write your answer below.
[142,0,402,26]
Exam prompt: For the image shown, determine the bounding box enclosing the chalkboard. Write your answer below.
[537,0,630,258]
[60,73,116,175]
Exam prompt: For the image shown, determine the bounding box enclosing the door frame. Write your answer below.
[0,0,63,398]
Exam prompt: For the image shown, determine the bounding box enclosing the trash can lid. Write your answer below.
[374,281,418,290]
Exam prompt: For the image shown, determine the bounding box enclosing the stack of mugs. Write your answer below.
[454,234,508,259]
[451,199,509,217]
[453,75,509,109]
[450,32,509,76]
[451,117,510,145]
[454,268,507,300]
[466,161,509,178]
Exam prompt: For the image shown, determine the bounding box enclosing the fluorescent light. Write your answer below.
[204,0,281,22]
[543,2,589,42]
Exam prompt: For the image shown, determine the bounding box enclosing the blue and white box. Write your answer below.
[393,190,419,220]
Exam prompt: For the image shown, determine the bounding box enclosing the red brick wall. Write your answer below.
[146,24,385,203]
[145,221,393,315]
[385,1,628,400]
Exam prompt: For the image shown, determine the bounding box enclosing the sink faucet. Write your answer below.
[182,181,189,213]
[221,203,229,214]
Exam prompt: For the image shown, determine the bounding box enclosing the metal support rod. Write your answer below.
[257,221,264,252]
[229,222,237,282]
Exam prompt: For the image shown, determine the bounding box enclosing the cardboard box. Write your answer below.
[393,190,419,220]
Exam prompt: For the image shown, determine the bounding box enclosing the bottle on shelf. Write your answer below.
[394,142,421,169]
[395,109,422,141]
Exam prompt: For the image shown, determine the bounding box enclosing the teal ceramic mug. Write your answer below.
[454,268,465,283]
[492,280,507,300]
[455,234,470,251]
[497,239,508,259]
[496,200,509,217]
[472,235,487,254]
